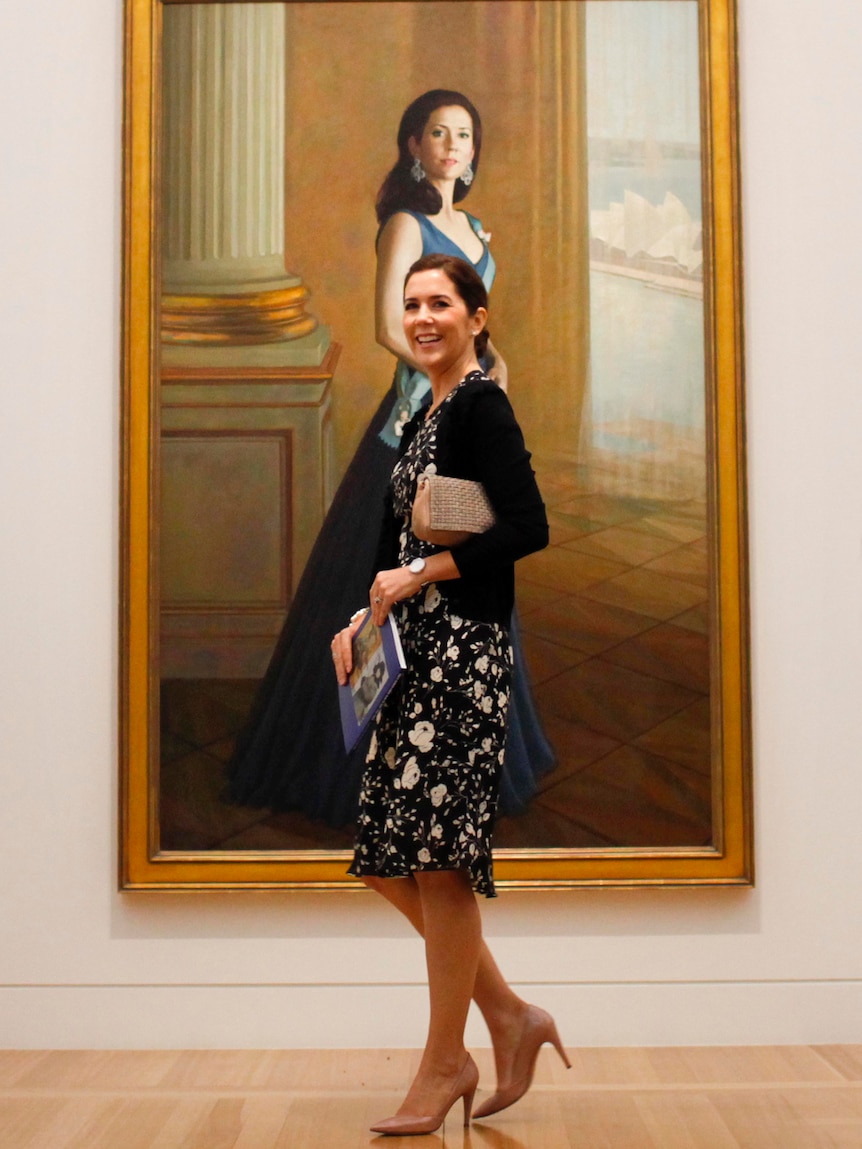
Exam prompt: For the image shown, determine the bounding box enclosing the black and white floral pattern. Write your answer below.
[349,375,512,897]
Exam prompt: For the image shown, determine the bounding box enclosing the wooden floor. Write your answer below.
[1,1046,861,1147]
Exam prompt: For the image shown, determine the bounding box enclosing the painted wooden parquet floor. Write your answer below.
[1,1045,861,1147]
[159,478,713,854]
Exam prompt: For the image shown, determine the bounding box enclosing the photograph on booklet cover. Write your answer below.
[340,613,406,752]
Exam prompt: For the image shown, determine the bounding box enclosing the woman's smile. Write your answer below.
[403,268,485,379]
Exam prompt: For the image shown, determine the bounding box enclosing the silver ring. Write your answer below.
[374,595,383,604]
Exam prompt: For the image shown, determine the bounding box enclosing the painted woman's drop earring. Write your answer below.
[460,162,474,187]
[410,156,425,183]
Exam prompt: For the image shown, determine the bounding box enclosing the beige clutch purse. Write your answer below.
[411,474,496,548]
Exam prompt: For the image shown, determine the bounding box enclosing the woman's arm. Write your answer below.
[333,550,461,681]
[449,388,548,578]
[375,212,424,368]
[364,466,461,628]
[369,550,459,629]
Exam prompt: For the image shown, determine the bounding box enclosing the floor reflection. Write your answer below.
[470,1121,531,1149]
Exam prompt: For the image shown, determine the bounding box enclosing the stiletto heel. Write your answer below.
[463,1080,477,1126]
[473,1005,570,1120]
[370,1053,480,1136]
[548,1018,572,1069]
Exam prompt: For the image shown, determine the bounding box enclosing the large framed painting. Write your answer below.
[121,0,751,888]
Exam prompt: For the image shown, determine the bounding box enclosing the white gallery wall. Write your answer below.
[1,0,861,1048]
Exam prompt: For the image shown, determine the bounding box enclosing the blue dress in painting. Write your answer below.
[228,211,554,826]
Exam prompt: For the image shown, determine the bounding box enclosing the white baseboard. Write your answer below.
[1,981,860,1049]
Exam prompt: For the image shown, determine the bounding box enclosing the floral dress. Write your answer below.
[349,376,513,898]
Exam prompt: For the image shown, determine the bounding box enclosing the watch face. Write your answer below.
[409,557,426,575]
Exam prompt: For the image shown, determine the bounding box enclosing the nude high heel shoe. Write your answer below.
[370,1053,479,1136]
[472,1005,571,1119]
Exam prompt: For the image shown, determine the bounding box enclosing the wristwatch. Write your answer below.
[408,556,427,583]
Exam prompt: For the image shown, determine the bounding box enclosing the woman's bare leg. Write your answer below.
[363,873,531,1100]
[363,874,527,1024]
[386,869,479,1116]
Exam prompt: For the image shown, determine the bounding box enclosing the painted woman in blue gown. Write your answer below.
[228,90,553,827]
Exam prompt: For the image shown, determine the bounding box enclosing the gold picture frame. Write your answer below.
[121,0,751,889]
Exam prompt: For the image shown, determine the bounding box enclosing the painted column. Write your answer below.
[159,3,335,677]
[161,1,321,352]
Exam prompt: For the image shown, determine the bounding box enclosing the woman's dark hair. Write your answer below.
[376,89,483,226]
[405,253,490,359]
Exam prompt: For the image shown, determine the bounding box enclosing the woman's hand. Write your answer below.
[485,338,508,392]
[369,567,424,627]
[369,551,460,626]
[330,609,370,686]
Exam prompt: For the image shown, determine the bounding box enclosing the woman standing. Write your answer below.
[229,90,553,826]
[333,255,568,1133]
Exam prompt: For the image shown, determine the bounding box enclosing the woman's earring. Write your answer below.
[410,156,425,183]
[460,162,474,187]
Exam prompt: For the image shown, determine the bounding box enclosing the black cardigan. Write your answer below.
[373,373,549,626]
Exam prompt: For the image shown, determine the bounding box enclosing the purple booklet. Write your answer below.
[338,611,406,752]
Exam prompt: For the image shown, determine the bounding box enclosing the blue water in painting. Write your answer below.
[588,270,705,436]
[589,158,703,218]
[587,155,705,447]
